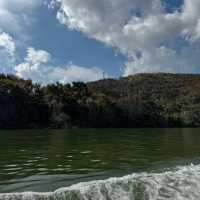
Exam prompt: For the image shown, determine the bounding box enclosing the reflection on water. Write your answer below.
[0,128,200,192]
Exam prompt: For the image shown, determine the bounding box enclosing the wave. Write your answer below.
[1,164,200,200]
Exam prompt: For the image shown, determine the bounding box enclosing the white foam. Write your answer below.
[1,164,200,200]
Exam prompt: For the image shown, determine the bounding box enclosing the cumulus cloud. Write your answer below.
[0,32,16,72]
[15,47,106,84]
[52,0,200,75]
[0,32,15,56]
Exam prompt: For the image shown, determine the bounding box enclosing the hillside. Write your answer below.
[0,73,200,128]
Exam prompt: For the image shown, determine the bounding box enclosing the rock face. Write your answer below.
[1,73,200,128]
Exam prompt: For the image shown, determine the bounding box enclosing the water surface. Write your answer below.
[0,128,200,194]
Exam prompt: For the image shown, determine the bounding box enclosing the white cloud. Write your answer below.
[15,47,106,84]
[0,0,42,34]
[52,0,200,75]
[25,47,51,65]
[124,46,200,75]
[0,36,105,84]
[50,65,106,84]
[0,32,16,73]
[0,32,15,56]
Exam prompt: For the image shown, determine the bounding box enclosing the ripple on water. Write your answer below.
[37,168,48,172]
[4,164,18,168]
[67,155,73,158]
[3,167,22,171]
[80,151,92,154]
[26,160,39,163]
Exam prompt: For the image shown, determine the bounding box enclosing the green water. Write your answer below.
[0,128,200,193]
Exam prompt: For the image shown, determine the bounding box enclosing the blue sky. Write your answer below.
[162,0,183,12]
[0,0,200,84]
[27,5,126,77]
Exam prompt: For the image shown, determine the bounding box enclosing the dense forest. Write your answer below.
[1,73,200,128]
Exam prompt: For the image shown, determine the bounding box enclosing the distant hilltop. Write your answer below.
[0,73,200,128]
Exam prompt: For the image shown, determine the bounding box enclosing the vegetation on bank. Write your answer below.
[1,73,200,128]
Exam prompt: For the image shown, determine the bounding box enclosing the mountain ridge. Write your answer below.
[0,73,200,128]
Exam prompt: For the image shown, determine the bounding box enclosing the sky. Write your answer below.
[0,0,200,84]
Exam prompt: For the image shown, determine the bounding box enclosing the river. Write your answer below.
[0,129,200,199]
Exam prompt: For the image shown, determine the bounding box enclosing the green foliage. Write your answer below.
[1,73,200,128]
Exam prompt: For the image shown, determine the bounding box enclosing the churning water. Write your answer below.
[1,164,200,200]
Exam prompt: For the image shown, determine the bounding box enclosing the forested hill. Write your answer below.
[0,73,200,128]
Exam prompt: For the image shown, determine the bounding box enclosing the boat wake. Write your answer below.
[1,164,200,200]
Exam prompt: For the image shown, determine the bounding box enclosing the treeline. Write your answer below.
[1,73,200,128]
